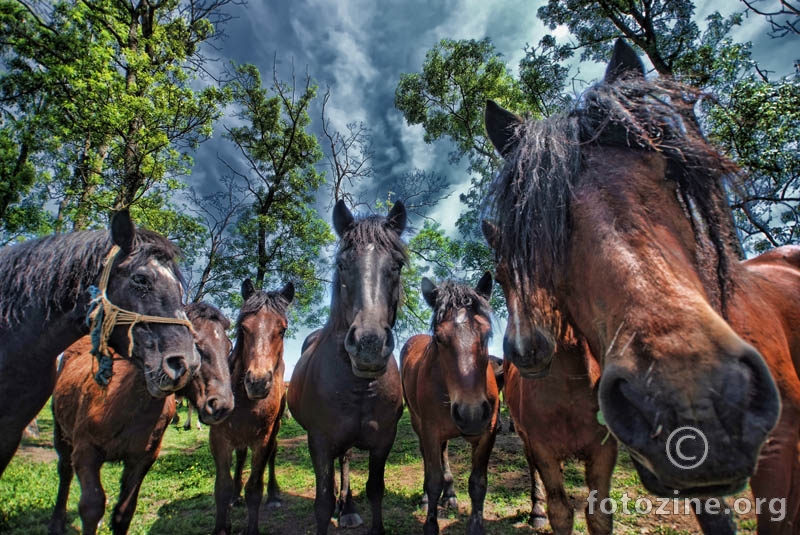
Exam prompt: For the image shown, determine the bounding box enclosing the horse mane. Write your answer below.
[236,290,290,327]
[186,301,230,330]
[428,280,493,336]
[0,228,183,327]
[487,73,743,311]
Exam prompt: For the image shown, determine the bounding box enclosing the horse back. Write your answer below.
[739,249,800,392]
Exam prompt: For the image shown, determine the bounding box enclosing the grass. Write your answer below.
[0,401,759,534]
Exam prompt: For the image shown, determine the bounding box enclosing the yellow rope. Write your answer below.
[88,245,195,384]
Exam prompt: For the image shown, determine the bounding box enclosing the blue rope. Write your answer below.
[86,285,113,386]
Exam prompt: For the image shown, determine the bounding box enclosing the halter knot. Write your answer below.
[86,244,195,386]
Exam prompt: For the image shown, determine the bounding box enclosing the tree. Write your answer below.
[538,0,700,75]
[0,0,232,240]
[538,1,800,252]
[184,174,247,303]
[220,61,332,323]
[741,0,800,38]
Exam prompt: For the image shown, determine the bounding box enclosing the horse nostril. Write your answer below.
[206,396,219,412]
[344,326,358,354]
[481,400,491,422]
[164,355,188,381]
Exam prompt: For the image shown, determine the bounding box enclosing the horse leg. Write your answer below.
[265,429,282,509]
[518,432,547,529]
[308,434,336,535]
[421,435,445,535]
[243,443,269,535]
[47,424,74,535]
[110,457,155,534]
[232,447,248,506]
[584,442,617,535]
[366,442,393,535]
[184,402,193,431]
[440,441,458,509]
[692,499,736,535]
[73,448,106,535]
[210,433,234,535]
[337,449,363,528]
[531,443,572,535]
[749,407,800,535]
[466,431,497,535]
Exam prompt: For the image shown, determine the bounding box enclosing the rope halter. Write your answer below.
[86,244,195,386]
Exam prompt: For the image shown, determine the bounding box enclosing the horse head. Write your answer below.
[332,199,407,378]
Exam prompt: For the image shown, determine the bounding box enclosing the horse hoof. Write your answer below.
[368,528,386,535]
[467,516,485,535]
[266,498,282,510]
[423,522,439,535]
[338,513,364,528]
[529,514,547,529]
[443,496,458,509]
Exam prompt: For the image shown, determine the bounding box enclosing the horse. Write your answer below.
[0,210,198,476]
[287,199,407,535]
[209,279,294,535]
[501,328,617,534]
[482,39,799,533]
[47,301,234,535]
[401,273,499,535]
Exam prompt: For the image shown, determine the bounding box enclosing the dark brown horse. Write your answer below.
[0,210,198,477]
[401,273,499,535]
[483,39,799,532]
[288,200,407,535]
[210,279,294,535]
[47,301,233,535]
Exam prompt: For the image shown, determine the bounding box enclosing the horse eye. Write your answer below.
[132,274,149,287]
[279,328,287,338]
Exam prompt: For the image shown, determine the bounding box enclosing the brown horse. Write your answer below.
[47,301,233,535]
[210,279,294,535]
[483,39,798,532]
[288,199,407,535]
[0,210,198,477]
[401,273,499,535]
[502,333,617,534]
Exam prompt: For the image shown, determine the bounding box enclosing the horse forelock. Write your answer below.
[430,281,493,337]
[236,290,289,328]
[336,215,409,264]
[486,112,580,299]
[486,73,743,315]
[0,227,184,327]
[186,301,230,330]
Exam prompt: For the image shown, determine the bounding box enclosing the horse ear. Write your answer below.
[386,201,407,234]
[481,219,500,250]
[604,39,645,84]
[475,271,493,300]
[421,277,437,309]
[110,209,136,254]
[242,279,256,301]
[280,281,295,304]
[333,199,355,237]
[485,100,521,158]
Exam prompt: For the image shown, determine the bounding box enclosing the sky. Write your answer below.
[187,1,799,380]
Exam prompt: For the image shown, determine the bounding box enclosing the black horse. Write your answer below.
[0,210,198,476]
[287,199,407,535]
